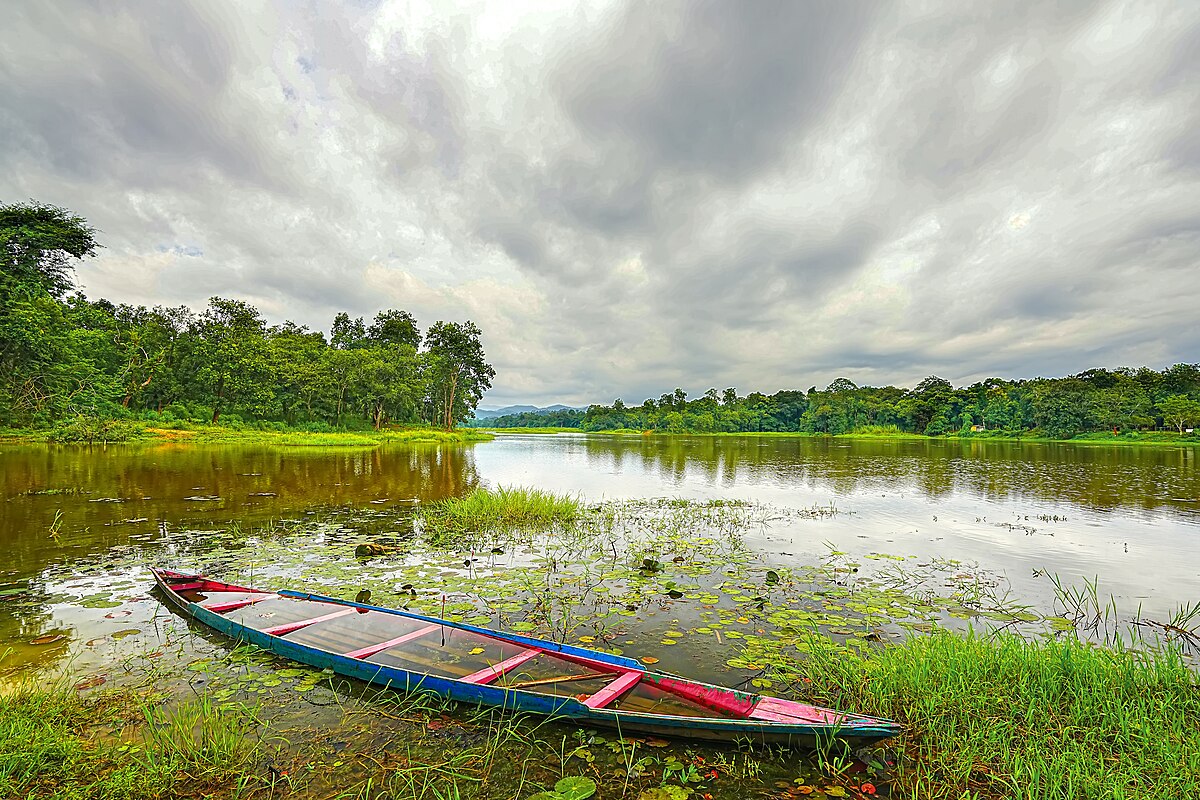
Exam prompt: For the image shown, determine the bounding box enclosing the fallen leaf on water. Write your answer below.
[644,737,669,747]
[468,647,485,655]
[74,676,106,691]
[578,636,596,643]
[641,656,659,664]
[104,610,132,619]
[31,634,66,646]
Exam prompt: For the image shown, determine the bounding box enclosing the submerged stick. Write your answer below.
[505,673,597,690]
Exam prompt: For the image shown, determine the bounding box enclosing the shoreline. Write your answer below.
[470,427,1199,447]
[0,423,494,447]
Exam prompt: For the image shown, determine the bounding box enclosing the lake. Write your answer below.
[2,433,1197,682]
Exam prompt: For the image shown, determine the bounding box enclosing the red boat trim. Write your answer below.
[204,594,277,613]
[749,696,849,725]
[583,671,642,709]
[651,676,757,717]
[461,648,541,685]
[262,608,357,636]
[343,624,441,659]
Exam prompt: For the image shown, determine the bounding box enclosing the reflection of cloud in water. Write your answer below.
[475,435,1199,619]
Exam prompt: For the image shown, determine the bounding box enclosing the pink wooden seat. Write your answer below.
[582,671,642,709]
[343,624,441,660]
[261,608,356,636]
[168,581,207,592]
[461,648,541,685]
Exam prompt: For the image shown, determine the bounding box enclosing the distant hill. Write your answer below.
[474,403,582,420]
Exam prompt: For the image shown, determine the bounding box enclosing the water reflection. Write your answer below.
[538,435,1198,518]
[0,442,483,582]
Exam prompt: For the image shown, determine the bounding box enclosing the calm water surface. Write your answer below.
[1,434,1197,678]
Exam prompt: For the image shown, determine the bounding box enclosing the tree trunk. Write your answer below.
[211,375,224,424]
[123,374,153,408]
[443,374,458,430]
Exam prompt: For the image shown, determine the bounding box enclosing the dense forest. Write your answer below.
[0,202,494,431]
[486,370,1200,440]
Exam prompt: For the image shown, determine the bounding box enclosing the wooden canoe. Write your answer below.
[151,567,900,746]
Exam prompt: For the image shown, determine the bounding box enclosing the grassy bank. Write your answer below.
[474,427,1198,447]
[779,631,1200,799]
[0,419,492,447]
[149,425,493,446]
[0,685,260,800]
[8,635,1194,800]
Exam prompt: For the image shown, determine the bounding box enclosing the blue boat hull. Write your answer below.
[153,570,901,746]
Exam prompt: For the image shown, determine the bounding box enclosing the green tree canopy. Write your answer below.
[1,201,99,299]
[423,320,495,430]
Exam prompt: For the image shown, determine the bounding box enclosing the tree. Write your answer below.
[0,202,102,423]
[1159,394,1200,434]
[268,322,327,424]
[351,345,420,429]
[423,321,494,430]
[367,310,421,349]
[1,201,99,299]
[330,312,367,350]
[1031,379,1094,438]
[193,298,273,423]
[320,347,358,426]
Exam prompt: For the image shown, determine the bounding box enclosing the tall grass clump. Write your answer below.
[138,694,259,784]
[421,487,581,544]
[788,631,1200,799]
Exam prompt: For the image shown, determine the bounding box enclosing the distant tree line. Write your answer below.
[487,370,1200,439]
[0,201,493,430]
[467,408,586,428]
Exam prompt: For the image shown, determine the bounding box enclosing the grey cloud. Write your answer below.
[0,4,293,193]
[1,1,1198,407]
[555,1,874,184]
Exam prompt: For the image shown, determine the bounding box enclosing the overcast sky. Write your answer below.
[2,2,1197,406]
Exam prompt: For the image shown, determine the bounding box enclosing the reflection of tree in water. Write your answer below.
[0,443,484,614]
[579,436,1199,516]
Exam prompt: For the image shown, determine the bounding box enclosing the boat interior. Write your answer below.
[156,570,855,726]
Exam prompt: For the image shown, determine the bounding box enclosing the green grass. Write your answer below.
[787,631,1200,799]
[420,486,581,544]
[0,422,492,447]
[0,684,261,799]
[173,426,493,446]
